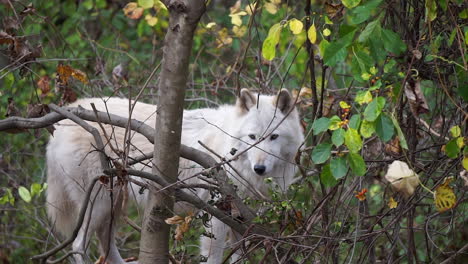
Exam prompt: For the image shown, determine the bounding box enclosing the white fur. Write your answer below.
[46,90,304,263]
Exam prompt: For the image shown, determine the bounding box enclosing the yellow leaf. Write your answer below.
[456,137,465,148]
[388,197,398,209]
[229,14,242,27]
[450,125,461,138]
[307,24,317,43]
[299,87,312,98]
[434,177,456,212]
[339,101,350,109]
[323,28,331,36]
[145,14,158,26]
[463,157,468,171]
[264,2,278,14]
[245,3,256,15]
[232,25,247,37]
[206,22,216,29]
[289,19,303,35]
[230,0,241,14]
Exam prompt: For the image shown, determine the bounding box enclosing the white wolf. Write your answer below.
[46,88,304,264]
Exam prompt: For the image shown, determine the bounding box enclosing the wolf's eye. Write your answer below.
[270,134,279,140]
[248,134,256,140]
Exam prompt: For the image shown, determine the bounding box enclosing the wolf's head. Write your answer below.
[231,89,304,197]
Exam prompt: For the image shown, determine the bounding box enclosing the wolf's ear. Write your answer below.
[237,88,257,113]
[275,89,293,113]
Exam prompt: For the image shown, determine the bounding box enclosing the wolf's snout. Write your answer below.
[254,164,266,175]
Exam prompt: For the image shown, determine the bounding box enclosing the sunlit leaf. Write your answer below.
[323,28,331,36]
[450,125,461,138]
[462,157,468,171]
[289,19,303,35]
[388,197,398,209]
[328,115,342,130]
[145,14,158,26]
[344,128,362,153]
[339,101,351,109]
[342,0,361,9]
[18,186,31,203]
[138,0,154,9]
[264,2,278,14]
[355,91,372,105]
[206,22,216,29]
[307,24,317,43]
[359,120,374,138]
[434,177,456,212]
[364,96,385,121]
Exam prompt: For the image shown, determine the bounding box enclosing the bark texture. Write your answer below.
[138,1,206,263]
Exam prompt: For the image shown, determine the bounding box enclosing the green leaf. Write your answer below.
[425,0,437,22]
[342,0,361,9]
[445,139,460,158]
[347,152,367,176]
[349,114,361,130]
[30,183,42,197]
[390,115,408,149]
[358,19,381,42]
[262,38,276,61]
[262,23,283,61]
[328,115,342,130]
[18,186,32,203]
[355,91,373,105]
[4,73,14,89]
[347,0,383,25]
[330,157,348,179]
[364,96,385,121]
[138,0,154,9]
[382,29,407,55]
[450,125,461,138]
[332,128,345,147]
[360,120,375,138]
[312,117,331,135]
[312,143,333,164]
[375,113,394,142]
[323,40,348,67]
[0,189,15,206]
[320,163,338,187]
[345,128,363,153]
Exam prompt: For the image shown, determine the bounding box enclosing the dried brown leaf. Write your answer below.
[0,31,14,45]
[37,75,51,96]
[385,161,419,197]
[404,80,429,116]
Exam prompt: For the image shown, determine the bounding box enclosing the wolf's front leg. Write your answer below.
[201,217,228,264]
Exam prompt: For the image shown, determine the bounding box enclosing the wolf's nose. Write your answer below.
[254,165,266,175]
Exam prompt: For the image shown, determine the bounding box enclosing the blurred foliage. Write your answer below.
[0,0,467,263]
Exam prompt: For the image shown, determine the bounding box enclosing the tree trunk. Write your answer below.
[138,1,205,263]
